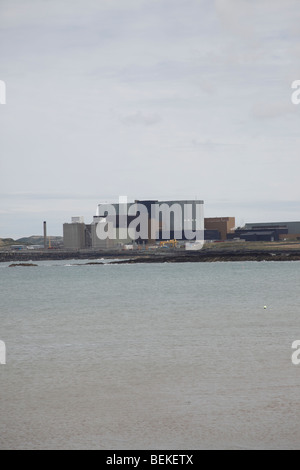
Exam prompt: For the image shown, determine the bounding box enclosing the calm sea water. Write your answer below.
[0,259,300,450]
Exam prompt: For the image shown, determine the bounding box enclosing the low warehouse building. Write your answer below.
[244,222,300,241]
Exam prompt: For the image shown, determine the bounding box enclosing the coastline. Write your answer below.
[1,243,300,264]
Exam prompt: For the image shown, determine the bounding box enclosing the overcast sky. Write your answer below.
[1,0,300,238]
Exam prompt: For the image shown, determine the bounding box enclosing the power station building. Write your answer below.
[64,199,205,250]
[63,217,92,250]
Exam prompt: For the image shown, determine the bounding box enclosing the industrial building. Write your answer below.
[94,199,204,245]
[228,229,283,242]
[63,217,92,250]
[204,217,236,241]
[64,199,205,250]
[244,222,300,241]
[228,221,300,242]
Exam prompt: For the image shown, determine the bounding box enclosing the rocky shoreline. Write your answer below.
[1,248,300,264]
[110,252,300,264]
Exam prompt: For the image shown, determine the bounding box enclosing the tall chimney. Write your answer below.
[43,221,47,249]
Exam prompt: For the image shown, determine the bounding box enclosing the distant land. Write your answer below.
[0,238,15,247]
[0,236,63,247]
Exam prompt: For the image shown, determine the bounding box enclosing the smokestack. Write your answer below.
[43,221,47,249]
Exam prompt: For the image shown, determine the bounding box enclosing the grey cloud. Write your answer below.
[120,111,162,126]
[215,0,300,38]
[0,193,102,201]
[251,101,297,119]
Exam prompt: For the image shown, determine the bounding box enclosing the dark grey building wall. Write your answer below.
[245,222,300,235]
[63,223,86,250]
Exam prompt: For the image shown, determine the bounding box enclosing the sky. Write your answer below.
[0,0,300,238]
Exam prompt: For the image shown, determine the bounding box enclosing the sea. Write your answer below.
[0,259,299,450]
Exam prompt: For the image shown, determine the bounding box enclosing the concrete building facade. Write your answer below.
[63,222,86,250]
